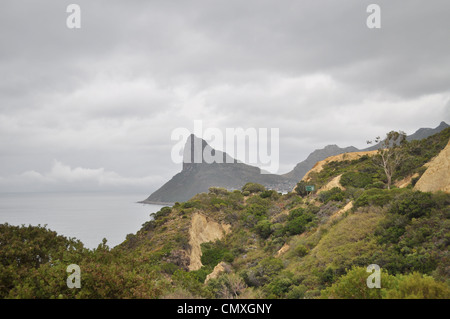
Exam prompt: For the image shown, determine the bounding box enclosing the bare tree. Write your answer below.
[367,131,407,189]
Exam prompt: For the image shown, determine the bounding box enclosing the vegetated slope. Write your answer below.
[117,127,450,299]
[284,121,449,180]
[2,128,449,299]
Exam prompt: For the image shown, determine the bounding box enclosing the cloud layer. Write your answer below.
[0,0,449,192]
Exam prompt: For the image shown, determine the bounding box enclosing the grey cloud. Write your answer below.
[0,0,449,191]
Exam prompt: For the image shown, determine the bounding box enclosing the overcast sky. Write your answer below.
[0,0,449,193]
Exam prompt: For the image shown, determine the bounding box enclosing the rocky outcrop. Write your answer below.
[188,213,231,271]
[204,262,231,283]
[395,173,419,189]
[276,243,290,257]
[414,139,450,193]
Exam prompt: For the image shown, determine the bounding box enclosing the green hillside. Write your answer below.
[1,127,449,299]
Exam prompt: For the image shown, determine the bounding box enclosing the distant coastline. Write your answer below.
[138,200,174,207]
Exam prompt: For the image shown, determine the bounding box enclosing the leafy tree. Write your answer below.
[295,181,308,197]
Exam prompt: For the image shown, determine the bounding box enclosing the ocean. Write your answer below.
[0,192,165,249]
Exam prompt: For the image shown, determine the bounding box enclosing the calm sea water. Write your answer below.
[0,192,165,249]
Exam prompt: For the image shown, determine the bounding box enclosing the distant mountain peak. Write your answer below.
[182,134,236,171]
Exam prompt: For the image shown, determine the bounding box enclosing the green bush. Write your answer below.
[210,197,228,210]
[242,182,266,194]
[318,187,345,204]
[152,206,172,220]
[286,284,307,299]
[386,272,450,299]
[388,191,436,219]
[260,190,277,199]
[242,257,284,287]
[160,262,179,275]
[271,223,285,238]
[354,188,405,208]
[208,187,229,196]
[255,219,273,239]
[284,208,317,236]
[200,241,233,268]
[295,181,308,197]
[321,266,396,299]
[365,181,385,190]
[246,203,268,218]
[182,202,194,209]
[264,272,294,298]
[293,244,309,257]
[340,171,373,189]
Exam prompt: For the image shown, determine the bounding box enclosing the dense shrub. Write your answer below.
[242,183,266,194]
[210,197,229,210]
[152,206,172,220]
[207,273,247,299]
[321,266,396,299]
[260,190,277,199]
[255,219,273,239]
[340,172,373,189]
[295,181,308,197]
[318,187,345,204]
[386,272,450,299]
[264,272,294,298]
[201,241,234,268]
[208,187,229,196]
[293,244,309,257]
[284,208,317,236]
[286,284,307,299]
[365,181,385,190]
[388,191,436,219]
[242,257,284,287]
[354,189,405,208]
